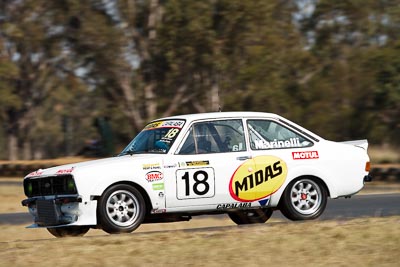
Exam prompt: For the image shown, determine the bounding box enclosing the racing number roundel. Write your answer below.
[229,156,288,202]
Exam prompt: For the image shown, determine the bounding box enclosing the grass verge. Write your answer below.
[1,177,399,266]
[0,216,399,267]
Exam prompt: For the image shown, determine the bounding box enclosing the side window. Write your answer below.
[247,119,312,150]
[177,119,246,154]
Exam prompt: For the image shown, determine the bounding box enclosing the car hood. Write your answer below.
[25,154,160,178]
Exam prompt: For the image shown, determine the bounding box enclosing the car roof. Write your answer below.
[155,111,281,122]
[152,111,323,141]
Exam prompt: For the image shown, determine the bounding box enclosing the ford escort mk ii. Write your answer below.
[22,112,371,237]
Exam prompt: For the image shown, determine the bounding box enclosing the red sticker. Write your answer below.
[292,151,319,160]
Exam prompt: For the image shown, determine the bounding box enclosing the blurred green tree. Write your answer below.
[0,0,96,159]
[297,0,400,142]
[1,0,400,160]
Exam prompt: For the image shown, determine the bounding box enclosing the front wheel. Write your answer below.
[228,208,273,225]
[97,184,146,234]
[47,226,90,238]
[279,178,327,220]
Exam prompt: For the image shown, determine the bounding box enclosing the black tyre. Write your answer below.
[47,226,90,238]
[279,178,327,220]
[97,184,145,234]
[228,208,273,225]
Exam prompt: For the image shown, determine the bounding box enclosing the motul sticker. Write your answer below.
[292,151,319,160]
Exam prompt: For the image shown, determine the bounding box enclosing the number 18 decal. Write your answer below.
[176,168,215,199]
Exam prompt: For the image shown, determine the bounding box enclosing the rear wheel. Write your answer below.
[279,178,327,220]
[47,226,90,238]
[228,208,273,225]
[97,184,145,234]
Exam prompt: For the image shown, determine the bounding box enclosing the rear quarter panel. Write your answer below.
[269,140,368,206]
[316,140,368,197]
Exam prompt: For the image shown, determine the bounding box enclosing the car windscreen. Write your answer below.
[119,120,185,155]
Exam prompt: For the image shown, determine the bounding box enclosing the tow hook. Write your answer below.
[364,175,372,182]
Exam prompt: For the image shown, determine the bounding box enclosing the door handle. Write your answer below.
[236,156,252,161]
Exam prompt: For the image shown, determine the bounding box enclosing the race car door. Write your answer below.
[164,119,255,210]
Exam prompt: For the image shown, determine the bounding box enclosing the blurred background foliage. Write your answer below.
[0,0,399,160]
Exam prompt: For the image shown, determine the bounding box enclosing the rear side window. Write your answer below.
[247,120,312,150]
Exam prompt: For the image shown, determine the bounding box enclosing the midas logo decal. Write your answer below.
[229,156,287,202]
[292,151,319,160]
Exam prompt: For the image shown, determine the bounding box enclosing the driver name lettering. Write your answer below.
[255,138,301,149]
[161,120,185,128]
[144,120,185,130]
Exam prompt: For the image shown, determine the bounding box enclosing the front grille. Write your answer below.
[36,199,60,226]
[24,175,78,197]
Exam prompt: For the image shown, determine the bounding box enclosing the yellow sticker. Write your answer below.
[144,121,164,129]
[229,155,287,201]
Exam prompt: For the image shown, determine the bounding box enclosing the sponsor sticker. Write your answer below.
[229,155,287,202]
[179,161,210,167]
[142,163,161,170]
[152,183,164,190]
[292,151,319,160]
[163,163,177,169]
[27,170,43,177]
[145,171,164,182]
[259,197,270,207]
[151,208,167,214]
[144,121,164,129]
[56,167,74,175]
[216,202,252,210]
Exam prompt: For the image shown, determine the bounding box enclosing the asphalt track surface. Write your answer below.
[1,193,399,225]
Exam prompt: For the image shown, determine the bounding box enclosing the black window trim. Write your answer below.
[277,118,320,142]
[246,118,315,151]
[175,118,247,155]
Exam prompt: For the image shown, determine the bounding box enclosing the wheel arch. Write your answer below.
[277,174,330,209]
[277,174,329,220]
[281,175,331,201]
[93,181,153,214]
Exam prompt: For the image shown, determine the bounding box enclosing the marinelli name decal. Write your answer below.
[254,138,301,149]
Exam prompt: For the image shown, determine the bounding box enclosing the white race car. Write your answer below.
[22,112,372,237]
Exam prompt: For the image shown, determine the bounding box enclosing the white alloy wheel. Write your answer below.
[98,184,145,234]
[279,177,327,221]
[290,179,322,215]
[105,190,140,227]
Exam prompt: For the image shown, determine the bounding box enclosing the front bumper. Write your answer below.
[22,195,97,227]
